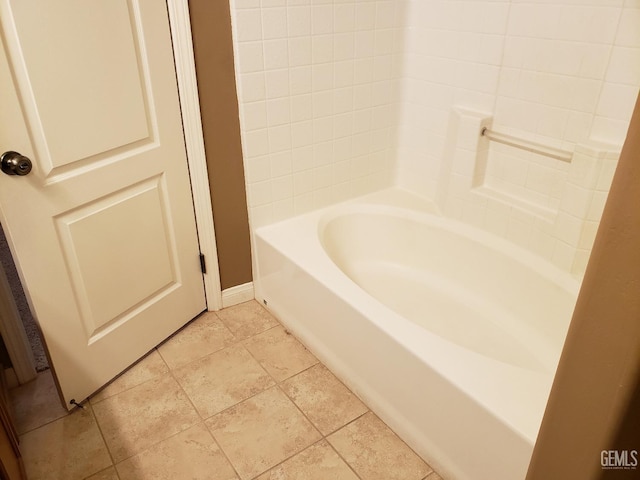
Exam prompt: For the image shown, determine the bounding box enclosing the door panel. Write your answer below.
[11,0,149,170]
[0,0,206,406]
[55,177,176,336]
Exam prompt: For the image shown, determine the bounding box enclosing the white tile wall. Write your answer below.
[395,0,639,195]
[229,0,639,274]
[230,0,404,228]
[392,0,639,274]
[495,2,640,148]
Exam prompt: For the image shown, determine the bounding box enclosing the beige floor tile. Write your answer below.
[157,312,236,370]
[91,350,169,403]
[10,370,68,434]
[255,440,359,480]
[173,344,274,418]
[85,466,119,480]
[281,364,368,435]
[328,412,432,480]
[425,472,444,480]
[243,326,318,382]
[20,407,112,480]
[216,300,279,340]
[116,423,238,480]
[92,374,199,462]
[206,386,321,480]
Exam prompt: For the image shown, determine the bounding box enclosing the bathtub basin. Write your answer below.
[254,188,579,480]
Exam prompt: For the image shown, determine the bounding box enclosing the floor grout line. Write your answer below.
[203,422,243,480]
[14,300,437,480]
[173,308,364,479]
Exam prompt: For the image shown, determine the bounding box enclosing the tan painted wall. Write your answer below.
[527,94,640,479]
[188,0,252,290]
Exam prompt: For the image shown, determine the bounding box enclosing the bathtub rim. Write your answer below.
[317,202,580,298]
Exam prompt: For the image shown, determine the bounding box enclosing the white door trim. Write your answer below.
[166,0,222,311]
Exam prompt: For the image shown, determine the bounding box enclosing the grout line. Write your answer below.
[167,360,207,422]
[10,372,70,436]
[92,368,202,468]
[84,399,120,478]
[260,307,435,477]
[210,439,243,480]
[198,420,244,480]
[155,309,211,349]
[89,350,167,406]
[15,410,70,437]
[99,414,199,470]
[21,300,432,479]
[325,437,364,480]
[237,315,367,478]
[194,302,371,479]
[82,465,121,480]
[246,437,364,480]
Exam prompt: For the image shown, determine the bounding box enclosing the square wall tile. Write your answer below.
[262,8,288,40]
[264,39,289,70]
[235,9,263,42]
[289,37,312,66]
[239,72,266,103]
[265,69,290,98]
[242,101,268,132]
[552,240,577,271]
[559,183,594,219]
[616,7,640,47]
[312,5,333,35]
[288,6,311,37]
[236,42,264,74]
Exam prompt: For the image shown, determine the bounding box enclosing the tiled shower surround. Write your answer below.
[232,0,403,227]
[230,0,640,272]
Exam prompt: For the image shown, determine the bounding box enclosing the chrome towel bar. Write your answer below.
[480,127,573,162]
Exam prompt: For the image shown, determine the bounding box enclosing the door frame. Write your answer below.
[0,263,36,385]
[0,0,222,384]
[167,0,222,311]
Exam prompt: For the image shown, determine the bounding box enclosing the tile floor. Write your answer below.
[10,300,443,480]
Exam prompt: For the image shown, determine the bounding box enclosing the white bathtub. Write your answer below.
[254,188,579,480]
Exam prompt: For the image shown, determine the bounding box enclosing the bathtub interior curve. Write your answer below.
[319,209,576,374]
[254,188,580,480]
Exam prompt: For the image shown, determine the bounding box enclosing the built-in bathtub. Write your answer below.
[254,188,579,480]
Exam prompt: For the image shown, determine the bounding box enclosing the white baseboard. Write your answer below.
[221,282,254,308]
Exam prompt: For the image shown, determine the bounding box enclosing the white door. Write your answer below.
[0,0,206,407]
